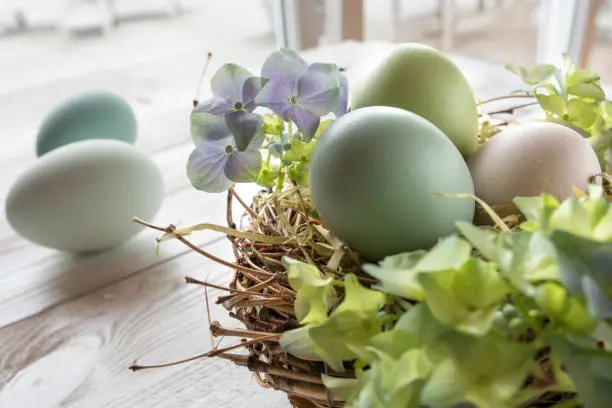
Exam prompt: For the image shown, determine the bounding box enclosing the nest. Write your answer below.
[219,186,362,408]
[187,186,573,408]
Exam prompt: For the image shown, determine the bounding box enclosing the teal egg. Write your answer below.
[308,106,475,261]
[36,91,137,157]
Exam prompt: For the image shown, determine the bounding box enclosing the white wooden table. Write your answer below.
[0,40,526,407]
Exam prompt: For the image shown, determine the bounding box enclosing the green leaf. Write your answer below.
[263,113,285,135]
[456,221,499,261]
[287,161,309,186]
[268,132,290,159]
[505,63,529,80]
[255,162,278,188]
[497,231,560,287]
[362,251,427,300]
[309,274,386,364]
[362,236,472,301]
[283,257,331,291]
[458,220,559,289]
[514,194,560,231]
[349,348,429,408]
[549,230,612,321]
[418,258,509,336]
[282,257,337,324]
[421,332,535,407]
[567,68,600,87]
[279,326,322,361]
[283,138,316,163]
[534,281,570,318]
[394,303,449,345]
[335,274,386,316]
[315,118,334,138]
[567,98,599,128]
[550,335,612,407]
[529,63,556,82]
[416,235,473,271]
[567,83,606,101]
[543,188,612,242]
[321,375,361,402]
[536,93,566,116]
[309,309,381,363]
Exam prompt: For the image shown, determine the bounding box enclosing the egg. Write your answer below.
[349,43,479,157]
[6,139,164,253]
[309,106,475,261]
[36,91,137,157]
[467,122,602,216]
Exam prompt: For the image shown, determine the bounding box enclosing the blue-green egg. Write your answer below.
[308,106,475,261]
[36,91,137,157]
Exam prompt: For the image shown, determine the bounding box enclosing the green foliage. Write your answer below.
[280,186,612,407]
[506,55,612,169]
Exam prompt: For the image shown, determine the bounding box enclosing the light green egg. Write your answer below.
[6,139,164,253]
[350,43,479,157]
[309,106,475,261]
[36,91,137,157]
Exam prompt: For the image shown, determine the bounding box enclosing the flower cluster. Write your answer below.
[186,48,348,193]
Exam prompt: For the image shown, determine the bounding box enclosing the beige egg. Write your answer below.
[467,122,601,215]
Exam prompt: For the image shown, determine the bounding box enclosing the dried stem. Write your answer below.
[231,187,258,219]
[210,322,277,339]
[193,51,213,107]
[185,276,279,298]
[129,333,281,372]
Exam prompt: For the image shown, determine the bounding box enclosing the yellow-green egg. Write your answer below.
[308,106,475,261]
[36,91,137,157]
[350,43,479,157]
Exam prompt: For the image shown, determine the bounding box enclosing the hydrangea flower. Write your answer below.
[187,111,263,193]
[255,49,348,141]
[195,63,266,151]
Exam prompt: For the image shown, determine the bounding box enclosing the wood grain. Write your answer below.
[0,239,289,408]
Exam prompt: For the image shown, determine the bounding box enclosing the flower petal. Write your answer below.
[195,95,235,115]
[243,77,268,110]
[211,63,253,102]
[334,73,349,117]
[190,111,232,145]
[225,110,264,151]
[297,63,342,117]
[255,77,293,120]
[261,48,308,85]
[225,131,265,183]
[186,136,234,193]
[286,106,320,141]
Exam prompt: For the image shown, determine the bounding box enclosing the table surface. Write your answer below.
[0,40,528,407]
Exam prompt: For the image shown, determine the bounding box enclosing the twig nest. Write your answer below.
[467,121,602,220]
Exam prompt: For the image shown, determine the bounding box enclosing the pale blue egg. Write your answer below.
[36,91,137,157]
[6,139,164,253]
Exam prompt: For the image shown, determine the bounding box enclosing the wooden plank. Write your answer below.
[0,239,288,408]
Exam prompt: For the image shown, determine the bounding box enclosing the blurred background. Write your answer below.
[2,1,612,98]
[1,0,610,161]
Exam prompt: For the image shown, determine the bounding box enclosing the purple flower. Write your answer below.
[255,49,348,141]
[195,63,266,151]
[187,112,263,193]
